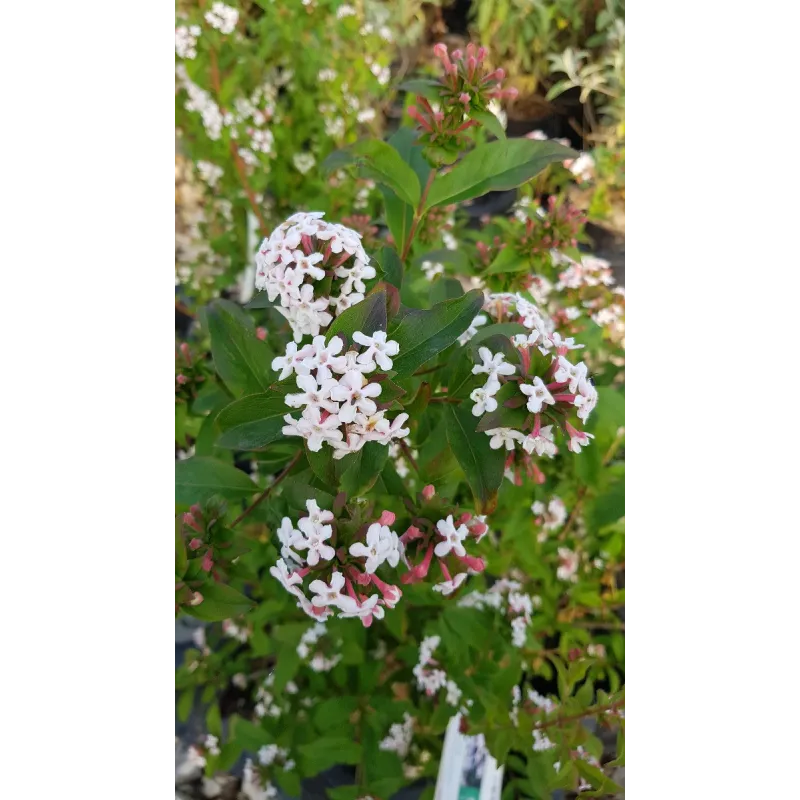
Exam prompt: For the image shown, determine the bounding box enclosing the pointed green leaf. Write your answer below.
[351,139,421,207]
[424,139,577,210]
[326,290,387,341]
[216,393,289,450]
[175,457,257,505]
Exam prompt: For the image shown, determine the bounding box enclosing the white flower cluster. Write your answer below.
[254,673,290,719]
[176,65,224,140]
[554,252,615,291]
[411,635,467,712]
[276,333,409,458]
[205,734,220,756]
[297,621,343,672]
[379,712,414,759]
[257,743,294,772]
[388,441,417,480]
[421,260,445,280]
[531,496,567,540]
[256,212,377,341]
[205,2,238,34]
[222,619,249,643]
[196,160,223,187]
[459,579,538,649]
[336,4,356,19]
[270,501,403,626]
[175,25,200,59]
[556,546,579,582]
[243,759,278,800]
[293,153,316,174]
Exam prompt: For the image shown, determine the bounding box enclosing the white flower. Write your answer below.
[469,385,499,417]
[337,594,385,621]
[271,341,314,380]
[300,336,347,381]
[293,517,335,565]
[521,425,557,457]
[532,497,567,531]
[305,498,334,526]
[353,330,400,371]
[277,517,303,563]
[567,429,595,453]
[553,356,588,393]
[519,377,555,413]
[318,68,337,82]
[510,616,528,648]
[269,559,305,600]
[196,160,223,187]
[205,2,238,34]
[574,378,598,422]
[357,108,376,124]
[330,370,382,423]
[458,314,488,346]
[336,259,376,294]
[486,428,523,450]
[472,347,516,381]
[308,572,358,612]
[379,713,414,759]
[175,25,200,59]
[285,374,340,414]
[533,729,555,751]
[292,153,316,174]
[445,680,463,706]
[557,547,579,581]
[349,523,394,573]
[422,261,445,280]
[432,573,468,596]
[336,4,356,18]
[434,515,468,558]
[205,734,220,756]
[567,152,595,182]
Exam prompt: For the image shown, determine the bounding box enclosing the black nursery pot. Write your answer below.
[462,189,519,226]
[299,766,433,800]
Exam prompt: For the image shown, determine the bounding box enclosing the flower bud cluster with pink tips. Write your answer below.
[408,43,518,156]
[516,195,586,258]
[269,500,404,627]
[274,331,410,459]
[255,212,376,342]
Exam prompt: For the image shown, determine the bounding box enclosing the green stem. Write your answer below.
[231,450,302,527]
[400,168,437,262]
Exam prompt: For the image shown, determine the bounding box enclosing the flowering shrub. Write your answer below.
[176,29,624,800]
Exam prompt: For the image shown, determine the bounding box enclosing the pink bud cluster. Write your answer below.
[517,195,585,258]
[408,43,518,149]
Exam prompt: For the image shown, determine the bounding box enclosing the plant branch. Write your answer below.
[399,439,420,475]
[400,167,437,262]
[534,697,625,731]
[231,450,302,527]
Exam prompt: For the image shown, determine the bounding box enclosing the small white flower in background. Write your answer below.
[325,117,345,138]
[187,745,207,769]
[204,734,220,756]
[175,25,201,59]
[370,63,391,85]
[176,65,224,140]
[532,729,555,752]
[379,713,414,759]
[250,129,274,155]
[469,385,499,417]
[531,497,567,532]
[434,515,469,558]
[458,314,488,345]
[487,99,508,130]
[445,680,463,706]
[574,378,598,422]
[567,152,595,182]
[486,427,523,451]
[205,2,238,34]
[232,673,248,689]
[292,153,316,174]
[336,4,356,19]
[442,230,458,250]
[567,428,595,453]
[432,572,468,595]
[318,68,337,82]
[556,547,579,581]
[421,260,445,280]
[357,108,376,124]
[510,616,528,648]
[196,160,223,187]
[519,377,555,413]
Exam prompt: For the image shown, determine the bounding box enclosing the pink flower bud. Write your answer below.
[433,43,448,59]
[179,343,192,364]
[459,92,470,105]
[458,512,472,525]
[378,510,396,526]
[201,551,214,572]
[183,512,203,533]
[256,327,267,340]
[495,68,505,80]
[190,592,203,606]
[189,537,203,551]
[451,49,463,60]
[422,484,436,501]
[477,46,487,61]
[458,554,486,572]
[470,521,488,536]
[176,374,188,385]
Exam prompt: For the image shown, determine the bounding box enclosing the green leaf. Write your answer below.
[313,696,359,732]
[326,290,387,341]
[304,442,337,485]
[445,403,505,514]
[425,139,576,210]
[429,277,464,305]
[185,582,254,621]
[486,246,530,275]
[326,787,361,800]
[299,737,362,773]
[215,393,289,450]
[467,322,529,347]
[378,246,404,290]
[175,457,257,505]
[177,689,194,723]
[282,479,336,514]
[398,78,442,98]
[339,441,390,497]
[207,299,272,397]
[389,290,485,376]
[472,109,507,141]
[351,139,421,207]
[176,516,188,578]
[229,715,270,751]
